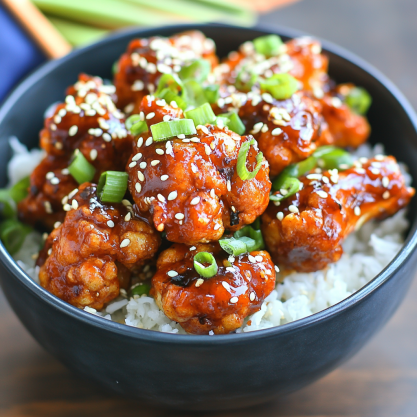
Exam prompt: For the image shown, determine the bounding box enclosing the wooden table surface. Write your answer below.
[1,0,417,416]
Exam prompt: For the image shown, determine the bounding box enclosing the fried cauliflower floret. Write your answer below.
[114,30,218,112]
[126,96,271,245]
[151,243,276,334]
[18,74,134,229]
[262,156,415,272]
[38,183,160,310]
[216,36,329,93]
[214,90,333,177]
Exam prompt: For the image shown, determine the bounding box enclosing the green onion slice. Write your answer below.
[253,34,284,57]
[155,73,184,97]
[235,225,265,250]
[150,119,196,142]
[219,237,248,256]
[216,112,245,135]
[236,139,263,180]
[194,251,218,278]
[130,283,151,296]
[184,103,216,126]
[0,190,15,219]
[158,88,187,110]
[235,66,258,92]
[126,114,149,136]
[9,176,30,204]
[345,87,372,115]
[260,73,298,100]
[68,150,96,185]
[0,218,32,255]
[204,84,220,103]
[183,79,209,109]
[97,171,128,203]
[179,59,211,83]
[270,177,301,202]
[313,146,353,170]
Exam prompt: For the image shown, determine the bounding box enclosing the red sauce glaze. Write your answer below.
[262,156,415,272]
[151,242,276,334]
[114,30,218,113]
[38,183,160,310]
[214,90,333,177]
[126,97,271,245]
[18,74,135,229]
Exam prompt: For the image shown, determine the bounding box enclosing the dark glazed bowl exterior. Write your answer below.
[1,24,417,411]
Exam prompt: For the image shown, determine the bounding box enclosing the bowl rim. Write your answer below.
[1,22,417,344]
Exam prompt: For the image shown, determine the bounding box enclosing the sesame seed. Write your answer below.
[102,133,112,142]
[190,246,196,251]
[261,124,269,133]
[370,168,380,175]
[306,174,322,180]
[382,177,390,188]
[226,267,235,272]
[43,201,52,213]
[47,248,52,256]
[204,144,211,155]
[120,238,131,248]
[261,93,273,103]
[248,255,256,263]
[317,190,328,198]
[63,204,71,211]
[175,213,184,220]
[168,270,178,277]
[289,205,299,214]
[90,149,98,161]
[125,212,131,221]
[231,206,236,212]
[145,138,153,147]
[190,197,200,205]
[156,100,166,106]
[191,137,200,143]
[354,206,361,216]
[72,199,78,210]
[250,292,256,301]
[277,212,284,221]
[165,191,177,201]
[195,278,204,288]
[214,224,221,230]
[50,177,60,185]
[122,199,131,206]
[275,265,280,272]
[137,171,145,181]
[322,176,329,184]
[375,154,385,161]
[54,221,61,229]
[62,196,68,205]
[135,183,142,193]
[157,194,166,202]
[129,161,137,168]
[280,189,288,196]
[210,141,216,150]
[359,157,368,164]
[132,153,142,161]
[151,160,160,166]
[210,189,216,198]
[107,220,115,228]
[155,148,164,155]
[163,115,171,122]
[137,137,143,147]
[161,175,169,181]
[383,191,390,199]
[68,125,78,136]
[146,112,155,120]
[330,175,339,183]
[139,162,147,169]
[227,180,231,192]
[272,128,283,136]
[230,296,239,304]
[46,172,54,180]
[177,134,186,139]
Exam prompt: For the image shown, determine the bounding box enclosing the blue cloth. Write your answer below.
[0,4,46,104]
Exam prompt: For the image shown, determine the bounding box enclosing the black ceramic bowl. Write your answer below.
[1,24,417,411]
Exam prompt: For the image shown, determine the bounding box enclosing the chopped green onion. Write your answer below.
[270,177,301,202]
[253,34,283,57]
[126,114,148,136]
[185,103,216,126]
[130,283,151,296]
[227,112,245,135]
[313,146,353,170]
[204,85,220,103]
[219,237,248,256]
[272,157,315,192]
[97,171,128,203]
[0,190,15,219]
[183,79,208,109]
[194,251,218,278]
[0,218,32,255]
[236,139,263,180]
[234,225,265,251]
[260,73,298,100]
[235,66,257,91]
[345,87,372,115]
[179,59,211,83]
[158,88,187,110]
[9,176,30,203]
[68,150,96,184]
[150,119,196,141]
[252,216,261,230]
[155,73,184,97]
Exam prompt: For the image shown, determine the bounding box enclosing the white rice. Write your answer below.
[8,139,411,335]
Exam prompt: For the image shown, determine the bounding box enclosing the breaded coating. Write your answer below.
[114,31,218,112]
[18,74,134,229]
[262,156,415,272]
[38,183,160,310]
[126,96,271,245]
[216,36,329,93]
[215,90,333,177]
[152,243,276,334]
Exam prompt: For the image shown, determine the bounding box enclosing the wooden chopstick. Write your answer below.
[2,0,72,59]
